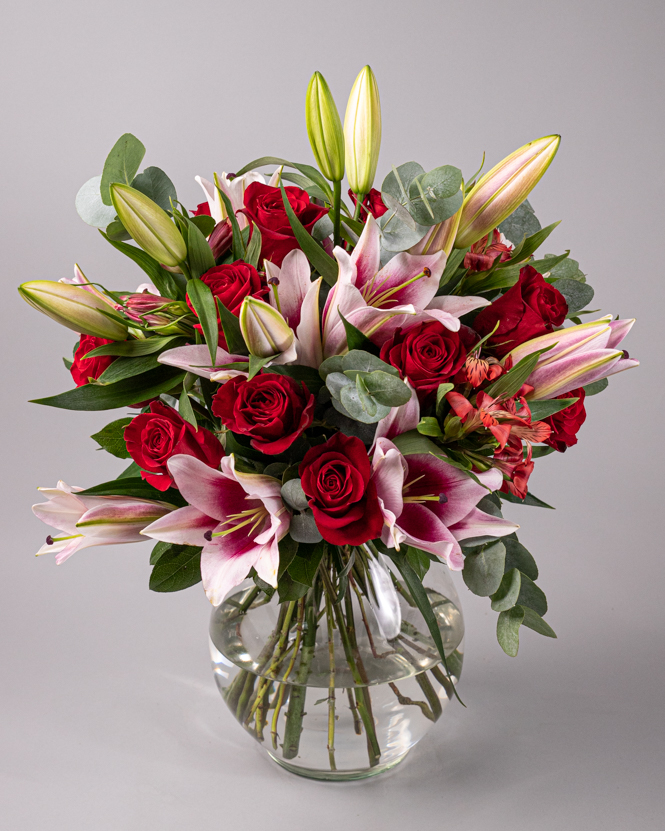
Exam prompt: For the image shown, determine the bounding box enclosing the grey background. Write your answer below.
[1,1,663,828]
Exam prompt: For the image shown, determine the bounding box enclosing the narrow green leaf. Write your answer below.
[90,417,132,458]
[30,366,185,411]
[100,232,185,300]
[234,156,334,203]
[96,354,162,385]
[214,180,246,260]
[287,544,325,587]
[500,490,555,509]
[216,298,248,355]
[264,364,324,394]
[84,336,186,359]
[149,545,202,592]
[179,386,197,429]
[248,354,276,380]
[187,278,218,363]
[583,378,608,396]
[491,568,522,611]
[462,541,506,596]
[405,546,431,580]
[100,133,145,206]
[185,217,215,279]
[80,476,184,506]
[279,180,338,285]
[245,222,262,269]
[496,606,525,656]
[528,397,579,421]
[521,606,557,638]
[485,348,550,399]
[338,312,377,353]
[500,221,560,264]
[531,445,556,458]
[117,461,141,479]
[278,536,299,578]
[417,417,444,438]
[392,430,441,456]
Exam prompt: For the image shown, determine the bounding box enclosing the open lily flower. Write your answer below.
[372,438,518,569]
[141,455,290,606]
[195,171,265,228]
[158,344,249,381]
[33,481,174,564]
[508,317,638,399]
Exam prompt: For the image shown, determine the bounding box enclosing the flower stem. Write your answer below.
[269,599,306,749]
[325,594,337,771]
[282,588,319,760]
[333,180,342,248]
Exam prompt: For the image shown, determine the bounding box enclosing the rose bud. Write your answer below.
[110,183,187,267]
[306,71,345,182]
[212,373,314,455]
[299,432,384,546]
[239,296,296,360]
[344,65,382,196]
[70,335,117,386]
[208,219,233,259]
[455,135,560,249]
[18,280,128,340]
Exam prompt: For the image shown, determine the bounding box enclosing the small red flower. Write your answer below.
[70,335,116,386]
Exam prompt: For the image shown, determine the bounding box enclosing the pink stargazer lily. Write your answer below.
[508,316,638,399]
[32,481,175,564]
[195,171,266,229]
[158,345,249,382]
[321,216,489,356]
[141,455,291,606]
[372,438,518,569]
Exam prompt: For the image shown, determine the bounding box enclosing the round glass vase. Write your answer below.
[209,563,464,781]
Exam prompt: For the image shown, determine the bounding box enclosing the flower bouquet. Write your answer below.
[21,66,638,780]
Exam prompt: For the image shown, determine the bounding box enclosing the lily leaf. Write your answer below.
[187,278,218,363]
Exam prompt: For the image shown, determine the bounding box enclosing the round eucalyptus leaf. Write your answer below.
[381,162,425,202]
[407,166,463,226]
[498,199,541,246]
[75,176,117,228]
[555,277,595,315]
[281,479,309,512]
[289,511,323,544]
[378,209,427,251]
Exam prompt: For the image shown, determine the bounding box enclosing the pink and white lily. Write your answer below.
[158,344,249,382]
[372,438,518,570]
[141,455,290,606]
[33,481,175,564]
[195,171,266,229]
[508,316,639,399]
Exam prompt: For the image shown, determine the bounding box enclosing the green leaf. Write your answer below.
[90,417,132,458]
[501,221,560,265]
[462,541,506,596]
[547,255,586,283]
[491,567,522,612]
[278,535,299,578]
[338,312,377,353]
[531,251,570,274]
[264,364,324,394]
[498,199,541,245]
[435,383,454,418]
[378,193,428,251]
[485,349,549,399]
[528,397,579,421]
[149,544,202,592]
[438,247,467,290]
[80,476,184,506]
[360,370,411,407]
[278,571,309,602]
[75,176,118,228]
[417,417,443,438]
[382,162,425,203]
[190,214,216,238]
[84,336,186,358]
[234,156,334,203]
[96,354,162,385]
[496,605,525,656]
[531,445,555,458]
[245,223,262,269]
[30,366,185,411]
[516,573,548,616]
[392,430,441,456]
[281,171,330,203]
[213,182,246,261]
[407,165,463,226]
[504,537,538,581]
[100,232,185,300]
[178,387,197,429]
[583,377,608,396]
[184,217,216,279]
[405,546,431,580]
[500,490,555,509]
[340,350,398,377]
[105,218,131,242]
[287,544,325,587]
[216,298,247,355]
[521,606,557,638]
[248,354,276,380]
[117,460,141,479]
[279,181,338,285]
[131,166,177,212]
[187,278,218,363]
[555,277,595,316]
[100,133,146,206]
[150,541,171,566]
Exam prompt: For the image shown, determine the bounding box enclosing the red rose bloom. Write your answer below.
[348,188,388,220]
[380,320,467,403]
[544,388,587,452]
[299,433,384,546]
[241,182,328,266]
[212,374,315,455]
[70,335,116,387]
[124,401,224,491]
[473,265,568,358]
[186,261,269,346]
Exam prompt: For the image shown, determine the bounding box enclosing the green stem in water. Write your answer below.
[388,681,435,721]
[269,598,306,749]
[333,180,342,248]
[282,589,319,760]
[325,594,337,771]
[414,672,443,722]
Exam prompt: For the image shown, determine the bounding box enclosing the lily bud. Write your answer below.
[455,135,560,249]
[306,71,345,182]
[18,280,128,340]
[344,65,382,196]
[208,219,233,260]
[239,296,295,359]
[110,183,187,267]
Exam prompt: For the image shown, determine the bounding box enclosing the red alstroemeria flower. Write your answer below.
[463,229,513,273]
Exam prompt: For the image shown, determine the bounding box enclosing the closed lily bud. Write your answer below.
[110,183,187,267]
[344,65,382,196]
[18,280,128,340]
[455,135,560,249]
[239,296,295,358]
[306,71,345,182]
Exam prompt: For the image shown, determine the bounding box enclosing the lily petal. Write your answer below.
[141,505,218,547]
[159,345,248,379]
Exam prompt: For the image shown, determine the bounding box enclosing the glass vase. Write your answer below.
[209,558,464,781]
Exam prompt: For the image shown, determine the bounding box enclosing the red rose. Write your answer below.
[299,432,384,546]
[212,373,315,455]
[543,388,587,452]
[70,335,116,386]
[186,261,269,347]
[348,188,388,220]
[463,229,513,273]
[193,201,211,216]
[380,320,467,403]
[240,182,328,266]
[124,401,224,491]
[473,265,568,358]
